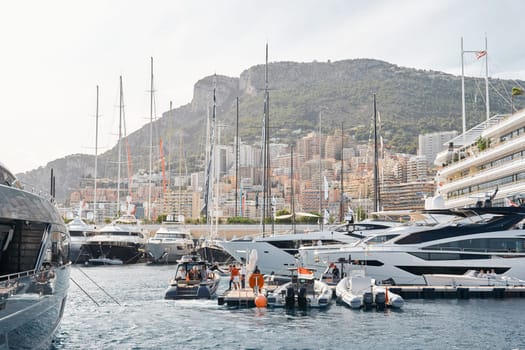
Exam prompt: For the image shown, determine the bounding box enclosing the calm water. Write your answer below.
[52,264,525,349]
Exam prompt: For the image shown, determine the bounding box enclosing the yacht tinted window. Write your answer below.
[423,238,525,252]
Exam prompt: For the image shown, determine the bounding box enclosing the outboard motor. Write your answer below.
[285,285,295,308]
[297,286,308,309]
[363,292,374,311]
[375,291,386,311]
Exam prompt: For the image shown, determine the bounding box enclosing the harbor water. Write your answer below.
[52,264,525,349]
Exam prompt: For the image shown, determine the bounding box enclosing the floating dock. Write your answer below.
[218,288,259,308]
[386,285,525,299]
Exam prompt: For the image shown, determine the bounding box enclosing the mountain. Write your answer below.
[17,58,525,203]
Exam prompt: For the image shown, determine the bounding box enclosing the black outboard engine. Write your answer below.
[297,286,308,308]
[363,292,374,311]
[285,285,295,308]
[375,291,386,311]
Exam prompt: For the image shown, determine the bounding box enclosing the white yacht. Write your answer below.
[146,220,194,264]
[67,216,95,264]
[435,109,525,209]
[299,206,525,285]
[217,220,397,277]
[81,214,147,264]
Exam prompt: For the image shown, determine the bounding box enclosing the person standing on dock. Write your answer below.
[240,264,246,288]
[232,265,241,290]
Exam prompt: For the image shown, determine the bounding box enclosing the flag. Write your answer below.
[476,50,487,60]
[323,209,330,225]
[512,87,524,96]
[323,176,329,200]
[297,267,314,280]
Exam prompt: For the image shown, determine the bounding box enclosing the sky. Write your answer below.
[2,0,525,174]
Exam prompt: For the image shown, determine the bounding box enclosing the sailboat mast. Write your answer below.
[117,76,123,216]
[235,96,240,217]
[339,122,344,223]
[262,43,270,234]
[318,111,322,230]
[148,57,154,221]
[291,145,295,234]
[373,94,380,212]
[94,85,99,223]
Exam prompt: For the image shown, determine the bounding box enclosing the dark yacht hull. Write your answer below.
[81,243,144,264]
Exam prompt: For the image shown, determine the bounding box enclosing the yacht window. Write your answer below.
[365,234,399,245]
[423,237,525,253]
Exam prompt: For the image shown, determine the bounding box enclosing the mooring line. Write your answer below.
[75,266,122,306]
[70,277,100,307]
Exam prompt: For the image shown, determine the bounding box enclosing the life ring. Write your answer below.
[249,273,264,289]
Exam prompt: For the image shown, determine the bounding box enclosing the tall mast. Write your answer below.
[291,145,295,234]
[117,76,123,216]
[148,57,154,221]
[339,122,344,223]
[373,94,380,212]
[235,96,240,217]
[94,85,99,223]
[262,43,271,234]
[318,111,322,230]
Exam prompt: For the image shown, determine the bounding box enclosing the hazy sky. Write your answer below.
[2,0,525,174]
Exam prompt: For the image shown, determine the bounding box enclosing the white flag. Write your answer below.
[324,176,329,200]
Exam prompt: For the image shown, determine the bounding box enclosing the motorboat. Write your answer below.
[336,270,404,310]
[266,267,332,309]
[67,216,95,264]
[217,219,397,277]
[423,269,525,287]
[146,220,194,264]
[164,255,221,299]
[0,162,70,349]
[299,206,525,285]
[81,214,146,265]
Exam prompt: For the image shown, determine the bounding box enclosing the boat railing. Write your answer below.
[0,269,38,283]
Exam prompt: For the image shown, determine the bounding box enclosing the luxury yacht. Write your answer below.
[299,206,525,285]
[146,220,194,264]
[217,219,397,277]
[81,214,146,265]
[67,217,95,264]
[0,162,70,349]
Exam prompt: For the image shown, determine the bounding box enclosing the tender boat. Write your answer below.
[266,267,332,309]
[336,270,404,310]
[423,269,525,287]
[81,214,146,265]
[0,162,70,349]
[67,216,95,264]
[164,255,221,299]
[146,219,194,264]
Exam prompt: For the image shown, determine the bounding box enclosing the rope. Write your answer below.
[75,266,122,305]
[70,277,100,307]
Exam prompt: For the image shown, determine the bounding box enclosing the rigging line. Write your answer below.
[75,266,122,305]
[70,277,100,307]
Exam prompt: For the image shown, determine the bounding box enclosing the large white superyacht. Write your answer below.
[299,206,525,285]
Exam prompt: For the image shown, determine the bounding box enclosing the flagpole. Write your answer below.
[461,37,466,135]
[485,34,490,121]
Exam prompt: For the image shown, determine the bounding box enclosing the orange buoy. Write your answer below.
[249,273,264,289]
[254,294,267,308]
